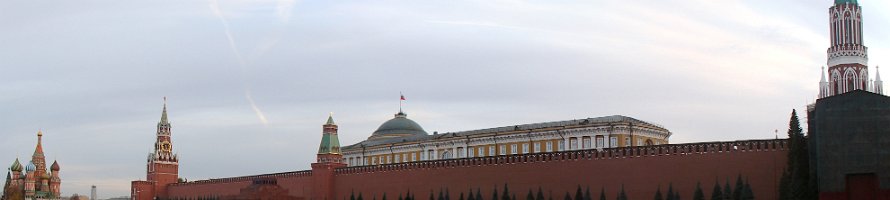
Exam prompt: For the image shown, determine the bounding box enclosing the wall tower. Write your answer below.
[132,98,180,200]
[819,0,883,98]
[311,114,346,200]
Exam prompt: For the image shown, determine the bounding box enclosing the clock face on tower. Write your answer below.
[161,141,171,152]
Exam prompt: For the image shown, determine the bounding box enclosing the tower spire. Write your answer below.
[160,97,169,124]
[33,130,44,158]
[325,112,336,125]
[875,66,883,94]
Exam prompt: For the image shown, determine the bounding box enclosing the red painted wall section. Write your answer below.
[164,140,787,200]
[131,180,154,200]
[150,163,179,198]
[333,140,787,200]
[167,171,313,199]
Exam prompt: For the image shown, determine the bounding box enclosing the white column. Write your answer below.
[563,137,569,151]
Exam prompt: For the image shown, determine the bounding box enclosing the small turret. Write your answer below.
[50,160,60,171]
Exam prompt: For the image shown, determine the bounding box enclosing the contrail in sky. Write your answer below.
[245,90,269,125]
[209,0,269,125]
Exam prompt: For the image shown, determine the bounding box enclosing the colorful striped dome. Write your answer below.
[9,158,23,172]
[24,161,36,172]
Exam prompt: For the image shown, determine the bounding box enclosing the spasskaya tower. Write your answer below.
[132,98,180,200]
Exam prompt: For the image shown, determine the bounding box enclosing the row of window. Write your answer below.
[346,137,660,166]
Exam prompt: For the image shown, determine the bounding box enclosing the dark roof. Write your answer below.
[370,112,427,138]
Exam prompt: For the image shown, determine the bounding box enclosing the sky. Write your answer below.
[1,0,889,198]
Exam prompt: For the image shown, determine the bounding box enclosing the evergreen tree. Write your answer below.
[564,192,571,200]
[447,189,451,200]
[439,189,445,200]
[351,191,356,200]
[575,186,583,200]
[400,194,404,200]
[723,179,731,200]
[431,190,435,200]
[742,179,754,200]
[599,187,606,200]
[654,185,663,200]
[460,193,465,200]
[693,182,704,200]
[502,184,511,200]
[536,187,545,200]
[616,185,627,200]
[733,175,743,200]
[358,193,364,200]
[384,193,388,200]
[407,190,413,200]
[469,190,476,200]
[584,187,592,200]
[710,180,722,200]
[527,190,534,200]
[779,109,815,200]
[673,191,680,200]
[512,194,516,200]
[493,187,499,200]
[477,188,483,200]
[778,171,790,200]
[666,184,674,200]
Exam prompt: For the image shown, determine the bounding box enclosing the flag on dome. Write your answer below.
[400,94,406,100]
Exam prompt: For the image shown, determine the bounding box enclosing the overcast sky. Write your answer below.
[2,0,889,198]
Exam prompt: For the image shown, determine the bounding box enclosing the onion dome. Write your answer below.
[370,112,427,139]
[50,160,60,171]
[9,158,23,172]
[40,172,50,179]
[25,161,36,172]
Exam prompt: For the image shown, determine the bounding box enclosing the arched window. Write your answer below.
[860,69,869,90]
[832,71,842,95]
[645,139,654,146]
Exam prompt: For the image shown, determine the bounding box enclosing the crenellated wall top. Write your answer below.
[170,170,312,186]
[334,139,788,175]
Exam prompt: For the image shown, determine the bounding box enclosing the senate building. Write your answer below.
[340,111,671,167]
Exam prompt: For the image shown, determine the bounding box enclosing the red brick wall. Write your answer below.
[165,140,787,200]
[131,180,154,200]
[167,171,313,199]
[333,140,787,200]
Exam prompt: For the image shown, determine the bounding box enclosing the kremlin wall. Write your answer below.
[130,1,890,200]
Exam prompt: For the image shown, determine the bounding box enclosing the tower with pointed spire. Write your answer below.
[819,0,883,98]
[311,114,347,200]
[132,98,180,200]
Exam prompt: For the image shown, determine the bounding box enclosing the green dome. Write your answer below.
[370,112,427,139]
[835,0,858,5]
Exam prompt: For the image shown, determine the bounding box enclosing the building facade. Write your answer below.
[2,131,62,200]
[131,99,179,200]
[818,0,883,98]
[341,111,671,167]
